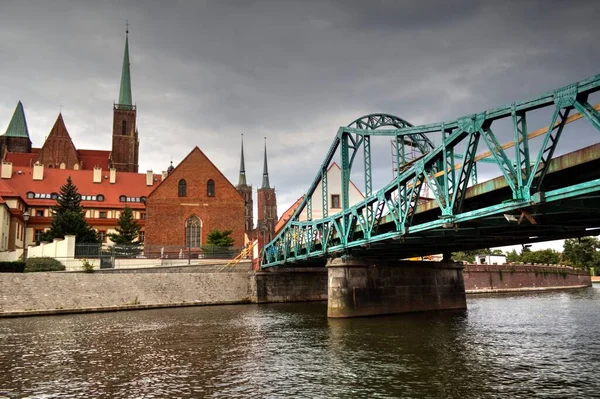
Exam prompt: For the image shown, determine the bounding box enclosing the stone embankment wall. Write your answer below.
[0,262,327,317]
[463,264,591,293]
[0,268,253,317]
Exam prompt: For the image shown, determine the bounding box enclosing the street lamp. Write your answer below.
[22,211,30,261]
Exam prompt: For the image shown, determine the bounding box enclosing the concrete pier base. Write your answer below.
[327,257,466,318]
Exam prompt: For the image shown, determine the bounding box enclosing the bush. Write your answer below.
[0,261,26,273]
[25,257,65,272]
[81,259,94,273]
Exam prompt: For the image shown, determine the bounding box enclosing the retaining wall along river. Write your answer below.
[0,262,591,317]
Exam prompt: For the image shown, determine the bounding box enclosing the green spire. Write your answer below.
[3,101,30,138]
[261,137,270,189]
[118,29,133,107]
[238,134,247,186]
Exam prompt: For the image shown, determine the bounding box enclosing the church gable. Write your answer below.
[145,146,245,249]
[149,147,243,203]
[37,114,80,169]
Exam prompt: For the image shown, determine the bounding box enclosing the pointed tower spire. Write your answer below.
[238,134,247,186]
[261,137,270,189]
[118,23,133,107]
[2,101,30,138]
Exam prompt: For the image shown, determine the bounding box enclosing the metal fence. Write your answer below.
[74,243,246,269]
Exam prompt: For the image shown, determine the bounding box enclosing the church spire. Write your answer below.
[238,134,247,186]
[261,137,270,189]
[118,23,133,107]
[2,101,30,138]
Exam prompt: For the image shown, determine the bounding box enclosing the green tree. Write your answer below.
[452,248,493,263]
[505,249,520,263]
[562,237,600,270]
[206,229,234,247]
[521,248,560,265]
[108,207,141,245]
[41,177,98,243]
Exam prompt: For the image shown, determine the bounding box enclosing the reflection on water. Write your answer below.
[1,286,600,398]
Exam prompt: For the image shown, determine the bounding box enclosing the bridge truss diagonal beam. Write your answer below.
[262,74,600,268]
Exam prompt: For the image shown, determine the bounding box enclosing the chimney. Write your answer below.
[109,168,117,184]
[93,167,102,183]
[146,170,153,186]
[33,162,44,181]
[1,162,13,179]
[161,171,168,181]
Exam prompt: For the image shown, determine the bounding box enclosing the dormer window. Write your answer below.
[119,195,127,202]
[97,194,105,202]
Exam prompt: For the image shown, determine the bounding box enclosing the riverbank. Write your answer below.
[0,262,592,317]
[463,264,590,294]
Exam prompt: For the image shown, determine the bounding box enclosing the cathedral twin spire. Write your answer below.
[237,135,271,190]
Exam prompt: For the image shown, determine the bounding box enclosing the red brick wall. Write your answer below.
[37,116,80,169]
[111,107,138,172]
[257,188,277,242]
[145,147,245,249]
[463,264,591,292]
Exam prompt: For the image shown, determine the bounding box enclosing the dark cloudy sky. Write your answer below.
[1,0,599,233]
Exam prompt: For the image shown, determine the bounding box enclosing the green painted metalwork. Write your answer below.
[321,167,328,218]
[118,32,133,107]
[261,74,600,268]
[2,101,30,138]
[528,106,570,192]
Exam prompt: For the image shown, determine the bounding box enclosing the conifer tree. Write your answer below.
[42,176,98,243]
[108,206,141,245]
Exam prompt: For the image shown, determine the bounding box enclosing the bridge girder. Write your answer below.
[262,74,600,268]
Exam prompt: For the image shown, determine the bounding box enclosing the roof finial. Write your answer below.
[261,137,270,189]
[126,20,129,35]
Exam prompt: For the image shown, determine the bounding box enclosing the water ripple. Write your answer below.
[1,286,600,398]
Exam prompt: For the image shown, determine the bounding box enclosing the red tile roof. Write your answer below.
[275,195,304,233]
[4,152,36,167]
[0,179,19,197]
[1,167,161,209]
[4,149,111,170]
[78,149,111,170]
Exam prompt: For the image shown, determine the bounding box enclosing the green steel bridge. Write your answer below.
[261,74,600,268]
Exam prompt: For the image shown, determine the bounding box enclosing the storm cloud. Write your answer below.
[0,0,599,217]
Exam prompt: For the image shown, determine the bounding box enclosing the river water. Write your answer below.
[1,285,599,398]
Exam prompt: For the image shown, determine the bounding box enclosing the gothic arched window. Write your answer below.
[186,215,201,248]
[207,179,215,197]
[122,120,127,135]
[178,179,187,197]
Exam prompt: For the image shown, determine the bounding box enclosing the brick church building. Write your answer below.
[0,28,278,254]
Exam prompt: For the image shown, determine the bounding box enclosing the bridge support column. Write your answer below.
[327,256,466,318]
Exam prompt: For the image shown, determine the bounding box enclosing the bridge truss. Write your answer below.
[262,74,600,268]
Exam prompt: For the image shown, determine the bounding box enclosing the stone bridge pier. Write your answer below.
[327,256,466,318]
